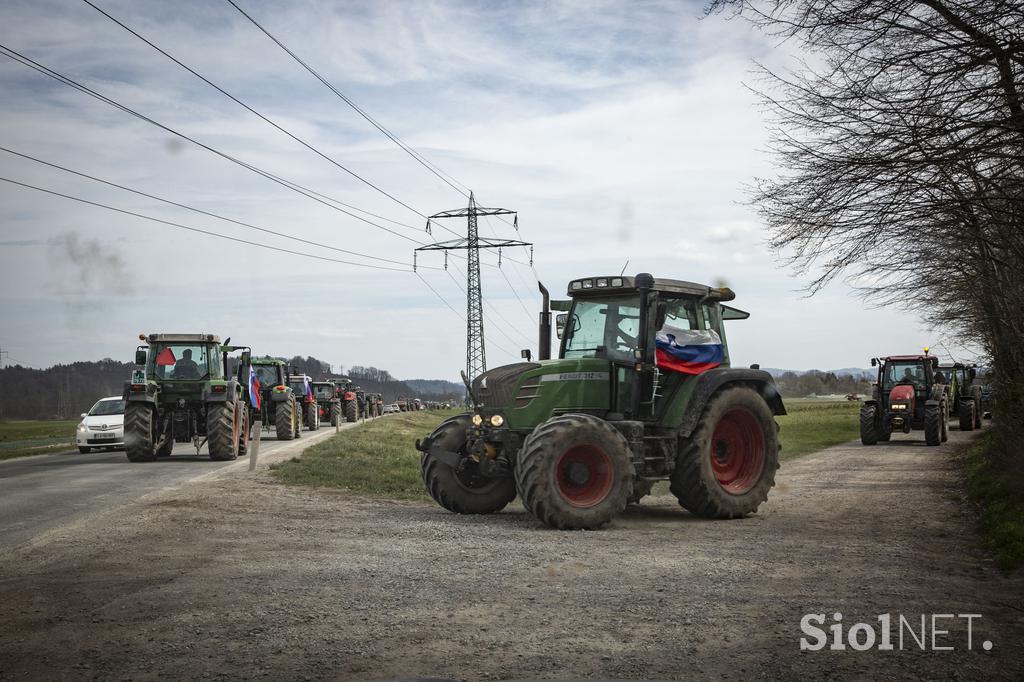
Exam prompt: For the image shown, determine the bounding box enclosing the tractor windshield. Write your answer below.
[882,361,927,389]
[252,364,280,388]
[149,344,221,381]
[313,384,334,400]
[563,295,641,362]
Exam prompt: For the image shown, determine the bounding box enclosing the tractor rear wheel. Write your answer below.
[516,413,634,530]
[860,404,880,445]
[670,386,779,519]
[293,400,303,439]
[421,415,516,514]
[924,403,942,446]
[959,401,975,431]
[124,402,157,462]
[330,402,340,426]
[238,408,250,457]
[275,400,295,440]
[973,391,983,429]
[345,400,357,423]
[207,400,240,461]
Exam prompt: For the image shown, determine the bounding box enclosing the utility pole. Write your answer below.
[415,193,531,383]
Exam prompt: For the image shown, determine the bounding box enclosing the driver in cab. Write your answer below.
[173,349,202,379]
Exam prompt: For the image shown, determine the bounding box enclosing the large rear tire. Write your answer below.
[516,413,633,530]
[305,402,318,430]
[959,401,975,431]
[330,402,340,426]
[345,400,357,423]
[238,408,250,457]
[924,403,942,446]
[275,399,295,440]
[421,415,516,514]
[670,386,779,519]
[124,402,157,462]
[207,400,240,461]
[941,401,949,442]
[860,403,880,445]
[293,400,303,439]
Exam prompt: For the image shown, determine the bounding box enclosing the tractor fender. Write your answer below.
[676,368,786,438]
[203,382,238,403]
[862,399,878,407]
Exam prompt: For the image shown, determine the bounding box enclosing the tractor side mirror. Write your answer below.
[555,313,568,339]
[135,349,147,366]
[521,349,532,362]
[969,368,977,381]
[871,358,877,367]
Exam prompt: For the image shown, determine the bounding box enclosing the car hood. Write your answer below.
[81,415,124,428]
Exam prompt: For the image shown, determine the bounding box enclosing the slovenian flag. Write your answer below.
[655,327,724,375]
[303,377,313,401]
[248,366,261,409]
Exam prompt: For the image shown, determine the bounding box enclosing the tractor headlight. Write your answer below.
[489,414,505,427]
[891,404,907,410]
[472,414,483,426]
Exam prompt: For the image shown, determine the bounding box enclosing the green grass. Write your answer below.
[0,420,79,461]
[273,401,860,500]
[777,400,860,459]
[270,410,460,500]
[960,432,1024,571]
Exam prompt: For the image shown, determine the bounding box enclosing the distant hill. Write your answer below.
[763,367,873,379]
[404,379,465,397]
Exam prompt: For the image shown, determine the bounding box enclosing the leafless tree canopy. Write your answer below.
[710,0,1024,469]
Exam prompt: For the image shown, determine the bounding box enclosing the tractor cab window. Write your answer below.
[659,297,699,331]
[563,295,640,362]
[253,365,280,388]
[314,384,334,400]
[150,344,220,380]
[882,361,927,389]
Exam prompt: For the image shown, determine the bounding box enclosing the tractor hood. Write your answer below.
[889,384,916,403]
[472,357,613,429]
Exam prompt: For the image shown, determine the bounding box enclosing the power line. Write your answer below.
[82,0,427,220]
[0,176,412,272]
[0,145,433,269]
[445,266,528,350]
[498,263,536,322]
[226,0,472,200]
[0,43,424,245]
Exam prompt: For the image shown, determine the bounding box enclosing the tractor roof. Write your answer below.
[567,275,734,300]
[883,355,931,361]
[251,357,284,365]
[145,333,220,344]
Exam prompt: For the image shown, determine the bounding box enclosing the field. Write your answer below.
[0,420,78,461]
[271,400,860,498]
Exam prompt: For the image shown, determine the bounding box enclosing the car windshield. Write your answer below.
[150,343,220,380]
[883,361,927,389]
[252,365,280,388]
[563,295,641,362]
[89,399,124,416]
[314,385,333,399]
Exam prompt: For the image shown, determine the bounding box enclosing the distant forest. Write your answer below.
[0,356,465,421]
[772,371,873,398]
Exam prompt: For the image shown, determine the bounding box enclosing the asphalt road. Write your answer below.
[0,422,346,551]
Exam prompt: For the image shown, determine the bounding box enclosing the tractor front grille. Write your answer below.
[474,363,539,409]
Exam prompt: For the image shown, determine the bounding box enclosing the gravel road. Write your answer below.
[0,423,1020,680]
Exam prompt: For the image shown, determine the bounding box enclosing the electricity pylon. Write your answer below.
[415,193,531,383]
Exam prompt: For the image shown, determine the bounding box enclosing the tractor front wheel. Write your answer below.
[421,415,516,514]
[516,413,633,530]
[330,402,340,426]
[293,400,303,439]
[959,401,975,432]
[275,400,295,440]
[238,408,250,457]
[924,403,942,446]
[345,400,357,423]
[124,402,157,462]
[860,403,880,445]
[670,386,779,519]
[207,400,240,461]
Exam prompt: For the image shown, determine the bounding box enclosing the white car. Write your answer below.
[76,396,125,453]
[383,404,399,414]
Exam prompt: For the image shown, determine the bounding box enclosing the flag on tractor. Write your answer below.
[248,366,261,409]
[655,327,724,375]
[303,377,313,401]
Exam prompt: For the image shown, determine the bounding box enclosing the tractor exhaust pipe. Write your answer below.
[634,272,655,419]
[538,281,551,361]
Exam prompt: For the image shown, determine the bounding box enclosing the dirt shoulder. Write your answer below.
[0,425,1021,680]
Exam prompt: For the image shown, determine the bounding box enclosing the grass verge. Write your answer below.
[272,401,859,500]
[0,420,78,461]
[960,432,1024,571]
[270,410,459,500]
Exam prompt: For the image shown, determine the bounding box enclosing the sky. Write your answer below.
[0,0,950,381]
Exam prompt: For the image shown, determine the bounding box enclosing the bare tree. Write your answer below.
[710,0,1024,470]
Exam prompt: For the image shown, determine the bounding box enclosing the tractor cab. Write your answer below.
[312,381,335,403]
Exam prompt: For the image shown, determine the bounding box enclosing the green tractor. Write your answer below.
[938,362,982,431]
[245,357,300,440]
[288,372,319,431]
[124,333,251,462]
[313,380,341,427]
[415,273,786,530]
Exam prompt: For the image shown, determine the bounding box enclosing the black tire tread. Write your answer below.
[420,415,516,514]
[860,403,880,445]
[207,401,238,461]
[124,402,157,462]
[275,398,295,440]
[924,404,942,446]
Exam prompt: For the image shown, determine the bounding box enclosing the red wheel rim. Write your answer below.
[710,408,765,495]
[555,444,614,508]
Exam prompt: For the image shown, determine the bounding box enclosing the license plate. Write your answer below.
[94,432,116,439]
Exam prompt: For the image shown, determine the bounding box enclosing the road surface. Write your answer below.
[0,422,348,551]
[0,421,1020,680]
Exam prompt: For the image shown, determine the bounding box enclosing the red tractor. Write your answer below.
[860,352,949,446]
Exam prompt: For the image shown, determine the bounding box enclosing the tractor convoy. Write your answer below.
[124,272,986,531]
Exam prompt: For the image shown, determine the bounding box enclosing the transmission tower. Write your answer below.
[415,193,531,383]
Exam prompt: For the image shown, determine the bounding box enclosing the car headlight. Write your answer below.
[489,414,504,427]
[472,414,483,426]
[77,424,88,432]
